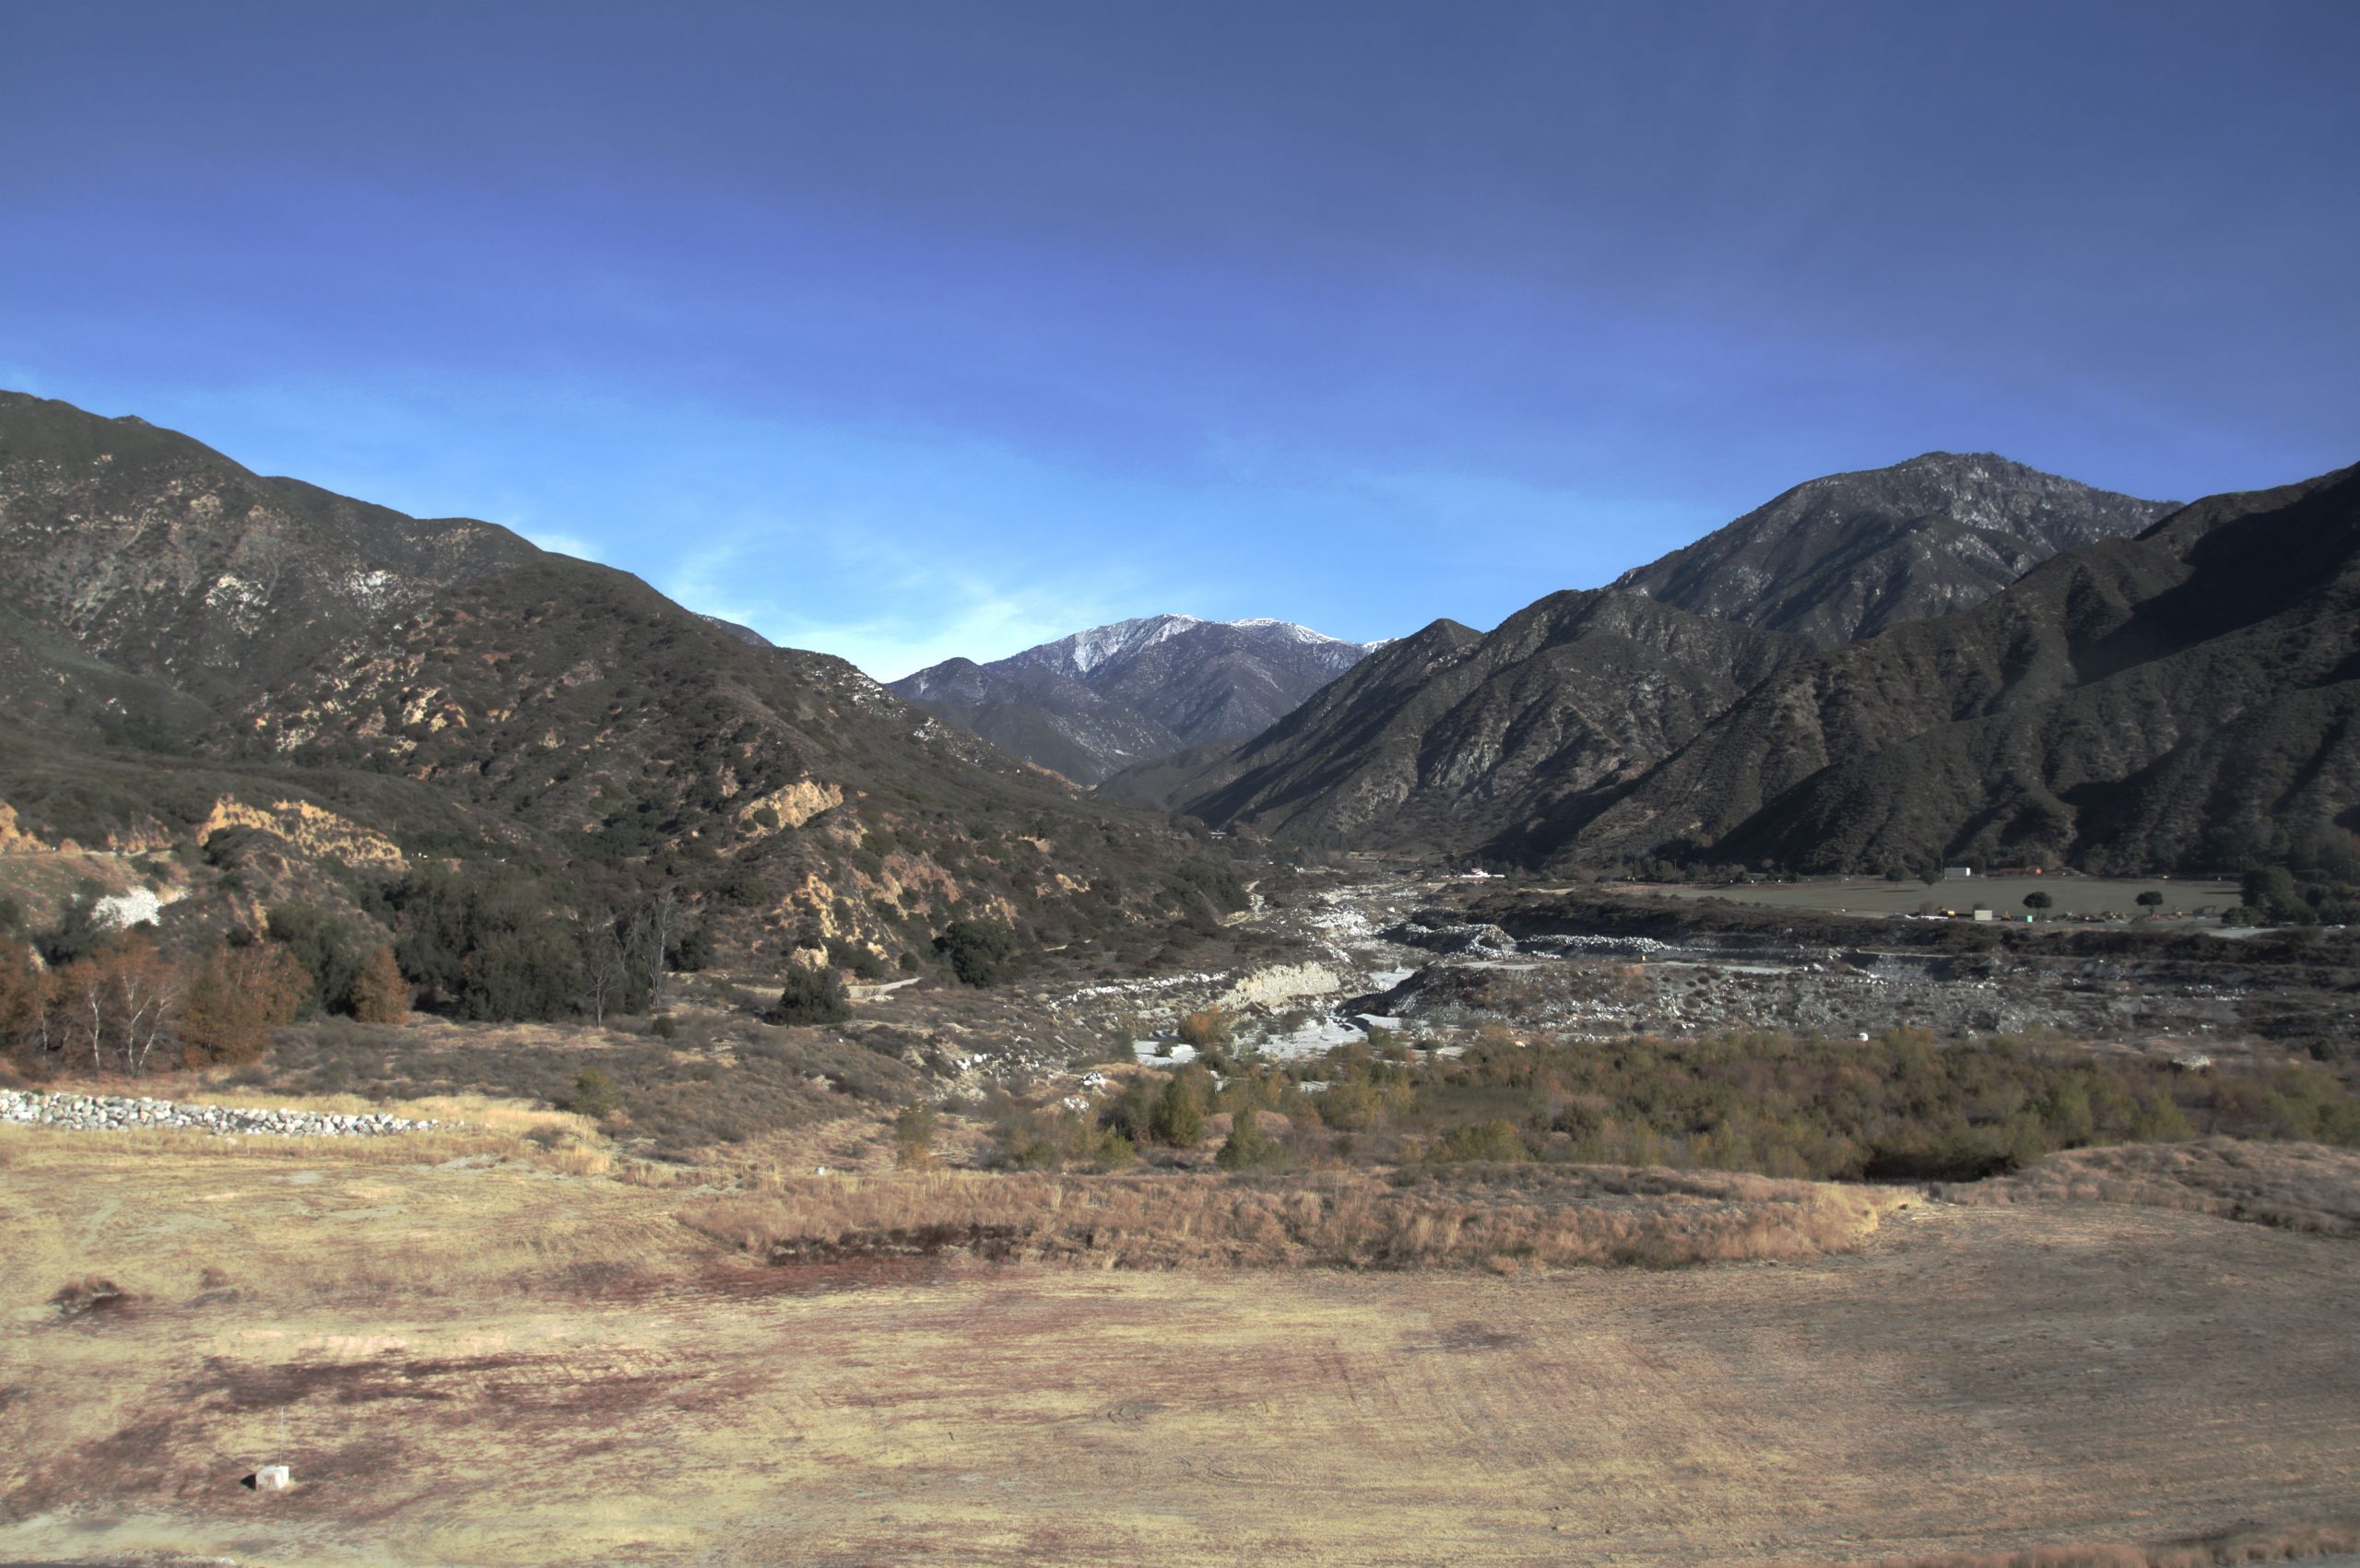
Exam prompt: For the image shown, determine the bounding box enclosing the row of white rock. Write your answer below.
[0,1089,438,1137]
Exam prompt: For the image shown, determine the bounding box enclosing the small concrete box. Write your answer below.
[255,1464,291,1491]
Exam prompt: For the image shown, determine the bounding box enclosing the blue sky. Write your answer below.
[4,2,2354,679]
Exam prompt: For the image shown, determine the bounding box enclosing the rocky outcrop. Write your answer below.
[198,796,407,869]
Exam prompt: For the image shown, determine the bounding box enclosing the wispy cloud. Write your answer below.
[659,524,1149,682]
[521,527,602,561]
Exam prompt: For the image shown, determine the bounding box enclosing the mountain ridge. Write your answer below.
[1143,452,2210,865]
[891,614,1377,784]
[0,391,1247,972]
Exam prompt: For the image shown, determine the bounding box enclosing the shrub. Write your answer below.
[939,918,1021,987]
[1216,1105,1281,1171]
[893,1102,938,1169]
[771,965,851,1027]
[1436,1118,1529,1163]
[568,1067,621,1121]
[827,937,885,980]
[1176,1008,1233,1048]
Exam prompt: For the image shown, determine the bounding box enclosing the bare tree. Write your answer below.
[631,888,678,1011]
[55,939,183,1078]
[578,915,631,1025]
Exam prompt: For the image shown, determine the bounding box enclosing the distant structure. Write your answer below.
[1943,866,1975,878]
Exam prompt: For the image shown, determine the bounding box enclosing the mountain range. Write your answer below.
[0,391,1245,969]
[889,615,1375,785]
[1119,453,2246,867]
[5,389,2347,910]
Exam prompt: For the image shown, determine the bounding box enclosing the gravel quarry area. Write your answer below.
[0,1089,439,1138]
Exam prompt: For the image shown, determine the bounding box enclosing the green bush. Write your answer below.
[1435,1118,1528,1162]
[1150,1071,1208,1147]
[568,1067,621,1121]
[939,918,1021,987]
[1216,1105,1281,1171]
[771,966,851,1026]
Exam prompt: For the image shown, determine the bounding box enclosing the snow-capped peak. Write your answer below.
[1056,614,1202,675]
[1013,613,1384,678]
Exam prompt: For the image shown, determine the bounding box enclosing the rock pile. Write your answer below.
[0,1089,437,1138]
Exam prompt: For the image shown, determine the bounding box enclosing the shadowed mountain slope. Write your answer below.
[1166,595,1805,854]
[1560,464,2360,873]
[1611,452,2171,646]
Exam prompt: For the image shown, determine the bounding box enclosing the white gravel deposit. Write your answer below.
[0,1089,437,1138]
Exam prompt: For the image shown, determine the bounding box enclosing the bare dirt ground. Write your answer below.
[4,1129,2356,1567]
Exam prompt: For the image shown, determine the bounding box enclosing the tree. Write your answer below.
[463,922,585,1021]
[771,964,851,1026]
[266,904,372,1016]
[574,918,634,1026]
[348,945,411,1024]
[625,888,681,1010]
[1216,1104,1280,1171]
[1150,1071,1207,1147]
[0,934,56,1072]
[176,942,307,1067]
[939,918,1021,986]
[54,937,183,1078]
[2023,891,2053,914]
[2242,866,2308,925]
[2135,890,2165,912]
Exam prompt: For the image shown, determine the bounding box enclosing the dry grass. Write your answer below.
[4,1135,2356,1566]
[1948,1138,2360,1237]
[1781,1515,2360,1566]
[679,1162,1903,1272]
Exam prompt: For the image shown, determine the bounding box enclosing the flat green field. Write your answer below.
[1647,875,2239,920]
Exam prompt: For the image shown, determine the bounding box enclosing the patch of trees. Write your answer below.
[1,929,305,1079]
[1166,858,1249,917]
[2236,862,2360,927]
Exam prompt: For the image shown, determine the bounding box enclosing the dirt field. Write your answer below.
[4,1129,2356,1566]
[1645,876,2242,921]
